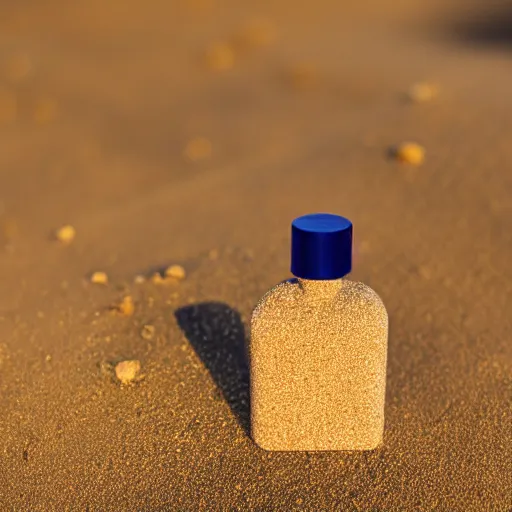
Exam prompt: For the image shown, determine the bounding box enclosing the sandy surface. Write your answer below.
[0,0,511,510]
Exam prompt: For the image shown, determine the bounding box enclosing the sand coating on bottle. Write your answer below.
[251,277,388,451]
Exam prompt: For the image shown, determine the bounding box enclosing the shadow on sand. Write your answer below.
[175,302,251,437]
[448,4,512,47]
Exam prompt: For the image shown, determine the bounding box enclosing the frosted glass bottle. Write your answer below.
[251,213,388,451]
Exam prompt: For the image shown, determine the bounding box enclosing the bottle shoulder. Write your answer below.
[341,281,388,328]
[344,281,387,313]
[251,278,388,349]
[253,279,387,319]
[252,278,300,318]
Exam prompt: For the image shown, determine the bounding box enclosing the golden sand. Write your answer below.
[33,97,58,124]
[407,82,439,103]
[183,137,213,161]
[0,88,17,123]
[235,19,277,48]
[204,42,235,71]
[0,0,510,509]
[286,63,319,90]
[3,52,32,82]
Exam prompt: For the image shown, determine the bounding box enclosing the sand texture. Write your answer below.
[0,0,511,510]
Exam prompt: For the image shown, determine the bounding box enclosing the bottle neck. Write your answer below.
[297,277,344,300]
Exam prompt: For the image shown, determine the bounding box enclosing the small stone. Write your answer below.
[165,264,186,280]
[151,265,186,285]
[55,225,76,244]
[90,271,108,285]
[151,272,165,284]
[183,137,212,162]
[407,82,438,103]
[115,360,141,384]
[111,296,135,316]
[134,275,146,284]
[393,142,425,166]
[204,42,235,71]
[140,324,155,340]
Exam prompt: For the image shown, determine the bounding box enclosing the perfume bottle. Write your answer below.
[251,213,388,451]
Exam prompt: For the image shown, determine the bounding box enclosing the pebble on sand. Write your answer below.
[393,142,425,165]
[204,42,235,71]
[184,137,212,161]
[134,275,146,284]
[55,225,76,244]
[115,360,141,384]
[140,324,155,340]
[407,82,438,103]
[150,265,186,285]
[150,272,165,284]
[111,295,135,316]
[90,271,108,285]
[165,264,186,280]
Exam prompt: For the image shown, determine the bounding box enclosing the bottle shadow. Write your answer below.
[443,4,512,48]
[175,302,250,437]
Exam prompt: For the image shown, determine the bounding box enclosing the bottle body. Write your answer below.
[250,278,388,451]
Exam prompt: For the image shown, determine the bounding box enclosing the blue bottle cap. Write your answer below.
[291,213,353,280]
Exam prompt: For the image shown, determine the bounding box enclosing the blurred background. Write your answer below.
[0,0,511,510]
